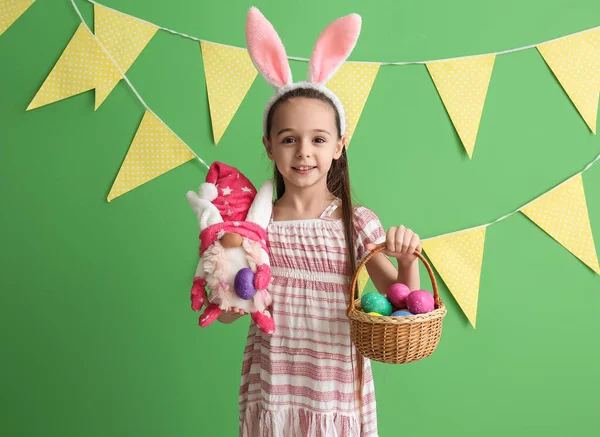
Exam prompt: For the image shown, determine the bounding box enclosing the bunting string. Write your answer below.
[3,0,597,328]
[423,151,600,241]
[83,0,600,67]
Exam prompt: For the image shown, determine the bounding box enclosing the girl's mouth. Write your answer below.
[292,166,316,174]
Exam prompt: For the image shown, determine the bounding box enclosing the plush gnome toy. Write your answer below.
[186,162,275,335]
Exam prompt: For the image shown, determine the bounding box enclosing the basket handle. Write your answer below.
[347,243,440,315]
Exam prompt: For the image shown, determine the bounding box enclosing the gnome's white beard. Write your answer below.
[201,238,269,312]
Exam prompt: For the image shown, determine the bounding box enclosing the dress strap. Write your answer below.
[319,198,341,219]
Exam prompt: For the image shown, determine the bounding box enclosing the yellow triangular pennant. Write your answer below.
[93,4,158,109]
[326,62,380,147]
[537,28,600,134]
[422,227,487,328]
[200,41,258,145]
[27,24,114,110]
[0,0,36,36]
[521,174,600,274]
[107,110,196,202]
[426,54,496,159]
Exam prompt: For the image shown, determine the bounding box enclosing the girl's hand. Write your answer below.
[366,225,422,266]
[217,307,248,324]
[230,307,248,316]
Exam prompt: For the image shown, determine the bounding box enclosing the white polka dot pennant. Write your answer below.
[107,109,196,202]
[426,54,496,159]
[27,23,102,110]
[326,61,380,147]
[200,41,258,145]
[27,4,157,111]
[537,28,600,134]
[521,174,600,274]
[93,4,158,109]
[0,0,36,36]
[422,226,487,328]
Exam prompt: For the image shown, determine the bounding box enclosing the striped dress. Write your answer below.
[239,198,387,437]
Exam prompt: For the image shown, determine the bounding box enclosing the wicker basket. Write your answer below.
[347,244,447,364]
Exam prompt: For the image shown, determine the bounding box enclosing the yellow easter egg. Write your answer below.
[367,312,382,317]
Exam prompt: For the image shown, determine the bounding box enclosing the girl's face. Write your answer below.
[263,97,345,193]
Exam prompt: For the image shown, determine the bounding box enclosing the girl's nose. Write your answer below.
[296,140,311,158]
[221,232,243,248]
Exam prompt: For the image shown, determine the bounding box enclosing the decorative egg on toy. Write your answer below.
[387,283,411,308]
[406,290,435,314]
[234,268,256,300]
[361,293,393,316]
[392,310,413,317]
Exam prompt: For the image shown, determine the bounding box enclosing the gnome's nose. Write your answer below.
[221,232,243,248]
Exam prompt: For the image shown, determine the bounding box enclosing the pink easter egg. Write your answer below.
[387,283,411,309]
[406,290,435,314]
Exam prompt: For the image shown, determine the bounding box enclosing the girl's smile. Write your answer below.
[291,166,317,174]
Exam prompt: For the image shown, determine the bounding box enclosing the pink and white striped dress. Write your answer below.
[239,198,386,437]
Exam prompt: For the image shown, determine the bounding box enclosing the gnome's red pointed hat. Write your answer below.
[189,162,271,255]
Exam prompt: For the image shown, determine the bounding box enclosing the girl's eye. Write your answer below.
[282,137,295,144]
[314,137,325,144]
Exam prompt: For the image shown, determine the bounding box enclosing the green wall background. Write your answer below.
[2,0,600,436]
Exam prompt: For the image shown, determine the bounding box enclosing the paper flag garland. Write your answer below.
[426,54,496,159]
[107,110,196,202]
[28,4,157,111]
[200,41,258,145]
[422,227,487,328]
[521,174,600,274]
[0,0,35,36]
[9,0,600,330]
[537,28,600,134]
[326,62,380,146]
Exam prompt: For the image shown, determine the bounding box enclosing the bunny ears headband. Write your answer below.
[245,7,362,138]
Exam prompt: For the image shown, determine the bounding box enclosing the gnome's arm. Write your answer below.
[190,257,208,312]
[254,248,271,292]
[252,248,273,313]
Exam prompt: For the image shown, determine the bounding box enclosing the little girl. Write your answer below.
[221,8,422,436]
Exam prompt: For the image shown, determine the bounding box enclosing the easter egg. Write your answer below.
[234,268,256,300]
[406,290,435,314]
[361,293,393,316]
[392,310,413,317]
[367,312,383,317]
[387,283,411,308]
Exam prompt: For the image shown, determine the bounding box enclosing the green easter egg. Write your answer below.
[361,293,393,316]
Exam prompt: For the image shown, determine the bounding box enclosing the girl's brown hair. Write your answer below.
[265,86,364,410]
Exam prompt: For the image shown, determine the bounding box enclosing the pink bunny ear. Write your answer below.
[307,13,362,85]
[246,7,293,89]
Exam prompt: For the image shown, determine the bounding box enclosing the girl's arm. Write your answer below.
[364,253,420,292]
[365,225,422,293]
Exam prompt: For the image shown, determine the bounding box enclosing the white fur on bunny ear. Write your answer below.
[186,191,223,230]
[307,13,362,85]
[246,7,293,89]
[246,180,273,229]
